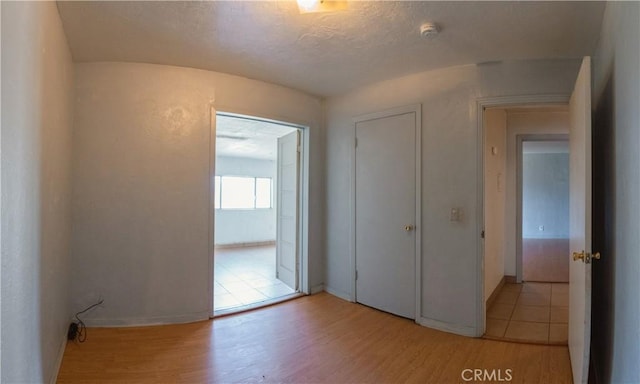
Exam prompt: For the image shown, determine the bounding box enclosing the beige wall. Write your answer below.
[71,62,323,325]
[325,59,580,335]
[484,109,507,301]
[1,2,75,382]
[504,110,569,277]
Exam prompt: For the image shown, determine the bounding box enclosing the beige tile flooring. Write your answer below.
[214,245,295,313]
[485,282,569,345]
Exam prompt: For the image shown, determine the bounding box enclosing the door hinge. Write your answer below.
[355,270,358,280]
[481,230,485,239]
[297,145,301,153]
[355,137,358,148]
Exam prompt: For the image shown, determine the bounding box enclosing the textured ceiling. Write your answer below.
[217,114,297,160]
[523,141,569,154]
[57,1,605,97]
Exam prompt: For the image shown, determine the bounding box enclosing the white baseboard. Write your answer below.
[82,311,210,327]
[215,241,275,249]
[50,331,68,384]
[324,286,354,302]
[310,284,324,294]
[417,316,480,337]
[486,276,506,308]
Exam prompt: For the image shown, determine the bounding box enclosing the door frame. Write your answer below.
[476,95,569,336]
[515,134,569,283]
[208,107,310,318]
[349,104,422,320]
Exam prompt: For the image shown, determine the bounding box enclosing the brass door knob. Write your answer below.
[573,250,601,264]
[573,251,585,261]
[404,225,414,232]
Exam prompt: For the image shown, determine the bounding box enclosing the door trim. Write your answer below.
[209,107,310,318]
[476,94,569,336]
[350,104,422,320]
[515,134,569,283]
[208,107,217,318]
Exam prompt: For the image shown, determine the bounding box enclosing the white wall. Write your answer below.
[215,156,276,245]
[504,110,568,276]
[1,3,3,380]
[216,155,275,177]
[71,62,323,325]
[1,2,74,382]
[325,59,580,335]
[522,152,569,238]
[484,109,507,301]
[592,2,640,382]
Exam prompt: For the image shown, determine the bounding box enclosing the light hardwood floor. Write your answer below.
[57,293,572,383]
[523,238,570,282]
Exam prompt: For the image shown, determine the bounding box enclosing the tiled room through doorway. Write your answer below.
[214,245,296,313]
[484,282,568,345]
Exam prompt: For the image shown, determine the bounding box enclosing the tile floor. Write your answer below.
[485,282,569,345]
[214,245,295,312]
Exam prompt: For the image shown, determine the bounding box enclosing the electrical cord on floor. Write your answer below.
[68,299,104,343]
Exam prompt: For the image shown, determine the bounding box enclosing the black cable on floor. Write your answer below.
[68,299,104,343]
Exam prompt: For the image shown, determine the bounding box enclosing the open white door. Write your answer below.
[276,130,300,290]
[568,57,594,384]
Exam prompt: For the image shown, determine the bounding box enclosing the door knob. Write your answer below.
[573,250,601,264]
[404,225,414,232]
[572,251,585,262]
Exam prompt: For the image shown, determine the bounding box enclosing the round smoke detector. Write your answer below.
[420,23,440,38]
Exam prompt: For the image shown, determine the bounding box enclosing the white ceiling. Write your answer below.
[216,114,297,160]
[523,141,569,154]
[56,1,605,97]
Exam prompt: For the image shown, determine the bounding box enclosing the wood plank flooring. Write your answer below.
[523,238,570,282]
[57,293,572,383]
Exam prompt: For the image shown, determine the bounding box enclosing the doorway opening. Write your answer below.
[479,58,593,382]
[481,104,570,345]
[519,138,570,283]
[212,112,305,316]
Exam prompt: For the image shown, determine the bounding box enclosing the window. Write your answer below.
[214,176,221,209]
[214,176,272,209]
[255,178,272,209]
[221,176,255,209]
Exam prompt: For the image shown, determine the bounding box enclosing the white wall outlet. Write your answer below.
[538,225,544,231]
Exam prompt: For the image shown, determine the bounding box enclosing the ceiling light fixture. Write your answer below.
[297,0,348,14]
[217,134,248,141]
[420,22,440,38]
